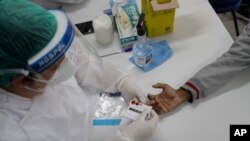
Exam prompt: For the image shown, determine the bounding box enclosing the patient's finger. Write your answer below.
[147,94,156,100]
[146,99,156,105]
[152,83,167,89]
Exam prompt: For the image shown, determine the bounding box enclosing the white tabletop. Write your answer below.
[63,0,250,141]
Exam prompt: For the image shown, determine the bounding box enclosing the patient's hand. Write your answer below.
[146,83,191,115]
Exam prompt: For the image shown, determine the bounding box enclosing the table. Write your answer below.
[63,0,250,141]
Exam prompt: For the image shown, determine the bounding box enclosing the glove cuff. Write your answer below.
[115,75,130,91]
[114,130,132,141]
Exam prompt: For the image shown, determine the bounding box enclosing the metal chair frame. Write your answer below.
[209,0,242,36]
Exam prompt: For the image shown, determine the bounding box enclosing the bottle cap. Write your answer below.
[136,25,145,36]
[136,12,145,36]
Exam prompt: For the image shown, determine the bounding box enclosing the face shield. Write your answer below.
[20,10,74,93]
[1,10,104,94]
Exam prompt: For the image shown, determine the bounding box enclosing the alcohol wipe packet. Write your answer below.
[129,40,173,72]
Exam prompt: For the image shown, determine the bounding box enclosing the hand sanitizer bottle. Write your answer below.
[133,13,153,68]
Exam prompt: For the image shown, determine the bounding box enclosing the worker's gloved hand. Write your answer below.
[120,110,159,141]
[116,76,147,103]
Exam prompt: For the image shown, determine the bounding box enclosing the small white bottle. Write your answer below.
[132,17,153,68]
[93,14,114,44]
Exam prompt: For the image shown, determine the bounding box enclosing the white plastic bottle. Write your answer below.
[132,24,153,68]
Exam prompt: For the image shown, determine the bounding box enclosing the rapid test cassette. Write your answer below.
[119,100,152,129]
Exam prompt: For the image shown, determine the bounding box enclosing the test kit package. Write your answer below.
[119,100,152,129]
[110,0,140,51]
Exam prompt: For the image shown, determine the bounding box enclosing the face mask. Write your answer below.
[48,56,77,86]
[22,59,77,93]
[22,48,78,92]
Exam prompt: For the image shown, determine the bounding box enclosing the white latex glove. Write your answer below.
[116,76,147,103]
[120,110,159,141]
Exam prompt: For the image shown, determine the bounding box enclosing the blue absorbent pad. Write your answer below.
[93,119,121,126]
[129,40,173,72]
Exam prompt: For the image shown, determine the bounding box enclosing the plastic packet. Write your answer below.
[93,92,126,122]
[89,92,127,141]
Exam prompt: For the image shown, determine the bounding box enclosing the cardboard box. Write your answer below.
[114,3,140,51]
[142,0,179,37]
[109,0,140,51]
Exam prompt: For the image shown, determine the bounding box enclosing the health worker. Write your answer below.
[0,0,158,141]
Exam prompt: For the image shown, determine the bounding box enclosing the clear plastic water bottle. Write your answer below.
[133,36,153,67]
[133,24,153,68]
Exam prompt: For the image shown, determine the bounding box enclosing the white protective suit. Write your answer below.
[73,26,147,103]
[0,82,90,141]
